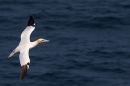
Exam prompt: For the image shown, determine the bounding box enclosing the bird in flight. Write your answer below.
[8,16,49,81]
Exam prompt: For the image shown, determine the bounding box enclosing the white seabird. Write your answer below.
[8,16,49,81]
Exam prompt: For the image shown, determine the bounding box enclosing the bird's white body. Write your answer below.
[9,26,37,66]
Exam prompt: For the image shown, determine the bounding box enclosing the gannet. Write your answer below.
[8,16,49,81]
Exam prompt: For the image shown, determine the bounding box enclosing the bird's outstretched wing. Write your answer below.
[19,16,35,45]
[19,48,30,80]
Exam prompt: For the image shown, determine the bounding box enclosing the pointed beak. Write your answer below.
[43,39,49,42]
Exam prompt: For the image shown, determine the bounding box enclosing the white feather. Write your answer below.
[19,26,35,45]
[19,47,30,66]
[18,26,35,66]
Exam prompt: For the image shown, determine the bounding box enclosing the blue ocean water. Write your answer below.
[0,0,130,86]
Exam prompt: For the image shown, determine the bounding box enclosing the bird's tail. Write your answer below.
[8,46,20,58]
[8,51,15,58]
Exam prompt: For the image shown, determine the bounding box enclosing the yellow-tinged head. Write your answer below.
[36,38,49,44]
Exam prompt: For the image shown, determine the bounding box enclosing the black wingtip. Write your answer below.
[20,63,30,81]
[20,65,27,81]
[27,16,35,27]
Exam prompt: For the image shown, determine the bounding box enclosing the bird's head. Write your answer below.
[36,38,49,44]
